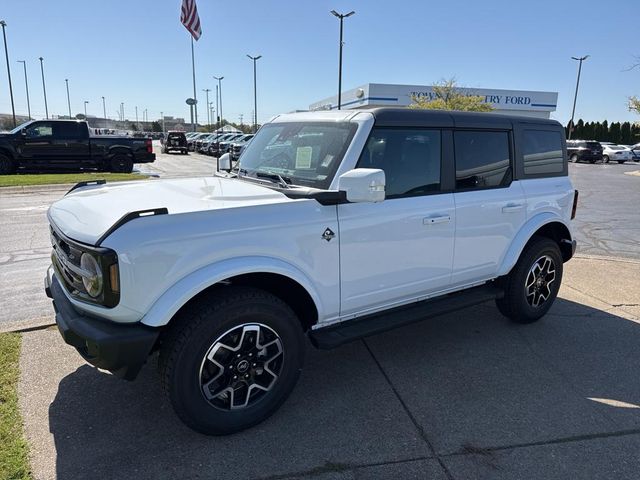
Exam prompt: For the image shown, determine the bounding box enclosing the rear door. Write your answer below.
[451,128,527,286]
[50,122,91,168]
[338,127,455,317]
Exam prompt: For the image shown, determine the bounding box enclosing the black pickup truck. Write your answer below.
[0,119,155,174]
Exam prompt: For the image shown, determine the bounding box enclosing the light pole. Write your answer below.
[215,84,219,133]
[214,76,224,129]
[39,57,48,119]
[160,111,165,133]
[101,96,106,122]
[135,106,138,129]
[65,79,71,118]
[247,55,261,133]
[17,60,31,120]
[0,20,16,127]
[330,10,355,110]
[202,88,211,128]
[568,55,589,140]
[83,100,89,119]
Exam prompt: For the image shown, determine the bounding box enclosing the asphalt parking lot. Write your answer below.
[1,148,639,479]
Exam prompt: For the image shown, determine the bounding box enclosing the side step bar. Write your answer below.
[309,283,504,349]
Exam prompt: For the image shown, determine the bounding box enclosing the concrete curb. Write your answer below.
[0,184,73,194]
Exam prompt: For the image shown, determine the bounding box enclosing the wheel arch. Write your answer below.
[140,257,322,331]
[498,214,573,276]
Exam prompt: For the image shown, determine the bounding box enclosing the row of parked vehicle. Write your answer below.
[566,140,640,164]
[187,132,254,160]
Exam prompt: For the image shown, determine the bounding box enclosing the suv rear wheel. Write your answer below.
[570,154,579,163]
[158,287,305,435]
[496,237,563,324]
[0,153,16,174]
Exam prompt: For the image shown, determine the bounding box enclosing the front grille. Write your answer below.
[50,227,87,295]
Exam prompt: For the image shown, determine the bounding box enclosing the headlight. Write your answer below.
[80,253,103,298]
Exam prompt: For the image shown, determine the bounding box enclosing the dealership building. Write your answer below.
[310,83,558,119]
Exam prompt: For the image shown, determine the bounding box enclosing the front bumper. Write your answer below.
[45,268,159,380]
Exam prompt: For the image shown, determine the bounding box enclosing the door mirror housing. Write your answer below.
[338,168,385,203]
[218,153,232,172]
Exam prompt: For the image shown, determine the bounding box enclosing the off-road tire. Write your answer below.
[495,237,563,324]
[0,153,16,175]
[110,154,133,173]
[158,287,306,435]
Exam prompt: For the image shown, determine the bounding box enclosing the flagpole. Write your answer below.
[191,36,198,132]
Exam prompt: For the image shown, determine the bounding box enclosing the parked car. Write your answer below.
[207,133,241,157]
[566,140,603,163]
[187,133,209,151]
[218,134,247,156]
[0,119,155,174]
[44,108,576,435]
[161,131,188,155]
[230,134,255,161]
[602,144,633,164]
[625,143,640,162]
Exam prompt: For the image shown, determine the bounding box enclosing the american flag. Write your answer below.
[180,0,202,41]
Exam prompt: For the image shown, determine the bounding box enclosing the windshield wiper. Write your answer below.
[255,171,292,189]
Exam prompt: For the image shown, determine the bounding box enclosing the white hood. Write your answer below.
[48,176,293,245]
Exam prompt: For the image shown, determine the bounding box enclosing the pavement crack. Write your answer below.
[611,303,640,307]
[361,338,456,480]
[443,428,640,457]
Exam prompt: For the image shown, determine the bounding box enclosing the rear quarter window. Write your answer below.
[522,130,564,176]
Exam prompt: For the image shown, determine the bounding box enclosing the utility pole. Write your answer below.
[0,20,16,127]
[203,88,211,128]
[135,106,139,129]
[101,96,106,122]
[39,57,48,119]
[247,55,261,132]
[568,55,589,140]
[17,60,31,119]
[214,76,224,130]
[160,111,165,133]
[65,78,71,118]
[83,100,89,119]
[330,10,355,110]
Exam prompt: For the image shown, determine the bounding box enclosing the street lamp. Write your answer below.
[0,20,16,127]
[39,57,48,119]
[214,76,224,130]
[83,100,89,119]
[568,55,589,140]
[135,105,138,128]
[330,10,355,110]
[202,88,211,128]
[247,55,262,133]
[17,60,31,120]
[65,79,71,118]
[160,111,165,133]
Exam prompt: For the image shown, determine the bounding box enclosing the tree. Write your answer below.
[409,78,494,112]
[151,121,162,132]
[629,96,640,115]
[609,122,621,143]
[621,122,632,144]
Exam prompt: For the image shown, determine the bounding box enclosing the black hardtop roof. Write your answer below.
[364,107,562,129]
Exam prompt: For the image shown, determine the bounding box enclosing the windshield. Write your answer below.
[8,120,35,134]
[237,121,357,189]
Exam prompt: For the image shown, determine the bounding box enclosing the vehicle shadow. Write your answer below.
[48,298,640,479]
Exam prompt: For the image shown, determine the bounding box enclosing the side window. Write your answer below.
[25,122,53,139]
[523,130,564,175]
[454,131,511,190]
[53,122,83,139]
[357,128,441,198]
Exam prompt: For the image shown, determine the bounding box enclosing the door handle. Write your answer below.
[423,215,451,225]
[502,203,524,213]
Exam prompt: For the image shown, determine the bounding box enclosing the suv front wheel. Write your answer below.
[496,237,563,324]
[158,287,306,435]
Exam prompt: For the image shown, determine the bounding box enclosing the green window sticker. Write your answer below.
[295,146,313,169]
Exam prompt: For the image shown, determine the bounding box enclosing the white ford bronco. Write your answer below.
[45,108,578,435]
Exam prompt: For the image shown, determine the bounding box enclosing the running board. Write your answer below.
[309,283,504,349]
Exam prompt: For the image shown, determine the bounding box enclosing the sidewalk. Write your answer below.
[18,256,640,480]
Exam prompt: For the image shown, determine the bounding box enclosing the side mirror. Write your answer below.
[338,168,385,203]
[218,153,231,172]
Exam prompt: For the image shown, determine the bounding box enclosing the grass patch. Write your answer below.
[0,333,31,480]
[0,172,148,188]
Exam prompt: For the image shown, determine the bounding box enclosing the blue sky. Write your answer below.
[1,0,638,125]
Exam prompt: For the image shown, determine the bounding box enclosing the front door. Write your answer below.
[338,128,455,317]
